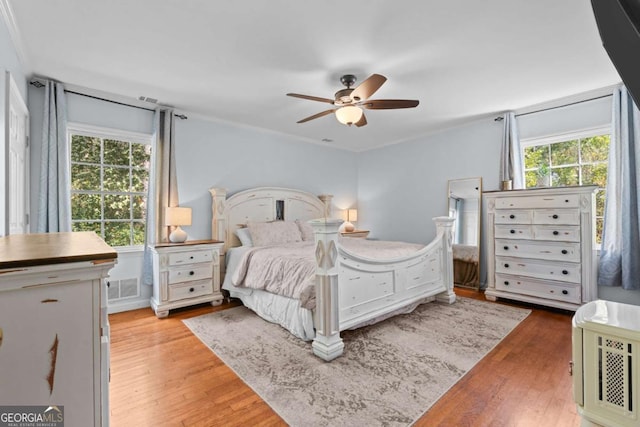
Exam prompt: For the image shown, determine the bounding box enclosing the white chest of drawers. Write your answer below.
[485,186,598,310]
[150,240,224,318]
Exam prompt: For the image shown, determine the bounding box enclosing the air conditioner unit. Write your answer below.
[572,300,640,427]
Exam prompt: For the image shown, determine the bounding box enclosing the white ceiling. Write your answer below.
[6,0,621,151]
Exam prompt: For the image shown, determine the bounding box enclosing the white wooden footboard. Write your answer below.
[310,217,455,361]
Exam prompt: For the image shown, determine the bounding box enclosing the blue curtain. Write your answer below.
[37,81,71,232]
[499,112,524,189]
[598,86,640,290]
[142,108,179,285]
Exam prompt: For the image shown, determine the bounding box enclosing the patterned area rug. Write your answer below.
[183,297,530,426]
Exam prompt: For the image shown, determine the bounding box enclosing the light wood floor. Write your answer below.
[109,289,581,426]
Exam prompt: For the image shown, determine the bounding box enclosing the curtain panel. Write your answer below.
[499,112,524,189]
[142,108,180,285]
[37,81,71,233]
[598,86,640,290]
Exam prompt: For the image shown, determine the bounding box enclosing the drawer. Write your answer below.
[495,256,581,283]
[495,210,533,224]
[495,224,533,240]
[533,209,580,225]
[495,273,581,304]
[168,279,213,302]
[533,225,580,242]
[168,263,213,284]
[169,250,214,266]
[495,194,580,209]
[496,239,580,262]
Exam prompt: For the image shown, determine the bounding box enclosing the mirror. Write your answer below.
[447,177,482,289]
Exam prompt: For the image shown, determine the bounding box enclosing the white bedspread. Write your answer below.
[230,238,426,310]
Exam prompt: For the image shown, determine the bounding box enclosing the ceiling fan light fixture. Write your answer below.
[335,105,363,126]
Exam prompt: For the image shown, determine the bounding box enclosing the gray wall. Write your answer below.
[0,15,27,236]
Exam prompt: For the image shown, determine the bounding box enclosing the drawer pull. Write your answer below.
[190,256,194,259]
[504,263,510,268]
[504,281,509,286]
[189,271,195,276]
[565,199,569,203]
[553,231,559,235]
[562,290,568,295]
[510,229,515,234]
[561,249,568,255]
[509,214,515,219]
[503,246,509,250]
[552,214,559,219]
[189,287,195,292]
[562,270,569,275]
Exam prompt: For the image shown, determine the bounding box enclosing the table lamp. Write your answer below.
[165,206,192,243]
[344,209,357,232]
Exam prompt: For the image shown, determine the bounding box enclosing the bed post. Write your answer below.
[309,218,344,361]
[433,216,456,304]
[209,187,227,242]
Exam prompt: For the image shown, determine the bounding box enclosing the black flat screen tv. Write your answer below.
[591,0,640,105]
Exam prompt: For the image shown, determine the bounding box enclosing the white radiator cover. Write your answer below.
[572,300,640,427]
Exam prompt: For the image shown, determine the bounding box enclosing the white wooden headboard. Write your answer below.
[208,187,333,254]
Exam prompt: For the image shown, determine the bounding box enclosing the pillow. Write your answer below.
[248,221,302,247]
[234,227,253,247]
[296,219,315,241]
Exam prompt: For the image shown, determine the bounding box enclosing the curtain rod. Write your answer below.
[494,93,613,122]
[29,80,188,119]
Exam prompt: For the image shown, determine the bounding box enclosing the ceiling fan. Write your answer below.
[287,74,419,127]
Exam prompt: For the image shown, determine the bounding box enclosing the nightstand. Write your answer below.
[341,230,370,238]
[150,239,224,318]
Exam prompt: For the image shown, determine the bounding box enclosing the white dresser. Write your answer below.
[0,232,116,426]
[485,186,598,310]
[150,240,224,318]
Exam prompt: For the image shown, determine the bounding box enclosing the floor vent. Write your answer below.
[106,278,140,301]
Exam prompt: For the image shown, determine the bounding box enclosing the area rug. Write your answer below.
[183,297,530,426]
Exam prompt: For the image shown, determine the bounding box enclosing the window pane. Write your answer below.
[71,164,101,191]
[581,135,610,163]
[596,218,604,245]
[132,168,149,193]
[524,145,549,170]
[596,190,606,217]
[71,193,101,220]
[104,194,130,219]
[551,166,579,186]
[71,135,101,163]
[528,168,551,187]
[104,139,130,166]
[132,144,151,168]
[525,170,540,188]
[105,222,132,247]
[550,140,579,166]
[104,167,130,191]
[582,163,608,187]
[72,221,102,234]
[132,222,145,245]
[132,195,146,219]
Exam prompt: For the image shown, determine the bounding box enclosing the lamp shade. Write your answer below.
[335,106,363,126]
[165,207,192,226]
[348,209,358,222]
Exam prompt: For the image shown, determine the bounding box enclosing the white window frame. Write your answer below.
[67,122,154,251]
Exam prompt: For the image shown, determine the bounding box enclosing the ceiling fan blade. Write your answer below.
[361,99,419,109]
[296,109,336,123]
[287,93,335,104]
[350,74,387,102]
[355,113,367,127]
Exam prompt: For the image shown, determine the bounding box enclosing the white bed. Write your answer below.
[210,186,455,361]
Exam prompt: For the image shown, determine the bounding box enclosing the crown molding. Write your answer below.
[0,0,30,72]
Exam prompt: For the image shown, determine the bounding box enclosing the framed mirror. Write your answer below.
[447,177,482,289]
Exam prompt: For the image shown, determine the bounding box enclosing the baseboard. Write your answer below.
[108,299,150,314]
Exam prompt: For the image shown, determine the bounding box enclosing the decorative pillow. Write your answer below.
[234,227,253,247]
[248,221,302,247]
[296,219,315,241]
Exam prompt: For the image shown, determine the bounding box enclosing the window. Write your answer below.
[68,124,153,248]
[522,128,610,243]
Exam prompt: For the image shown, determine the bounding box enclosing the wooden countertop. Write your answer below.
[0,232,117,270]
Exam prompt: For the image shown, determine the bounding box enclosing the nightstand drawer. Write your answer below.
[169,279,213,302]
[168,263,212,284]
[169,250,213,266]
